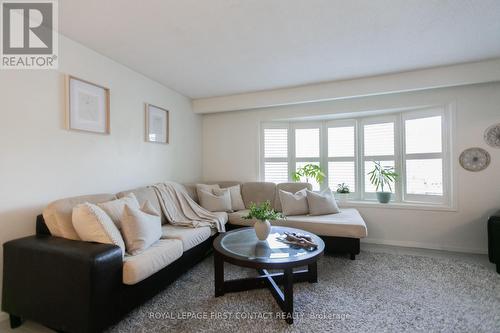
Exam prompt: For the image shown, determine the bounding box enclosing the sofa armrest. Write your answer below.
[2,235,123,333]
[488,213,500,265]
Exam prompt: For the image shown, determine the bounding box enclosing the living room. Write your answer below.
[1,1,499,332]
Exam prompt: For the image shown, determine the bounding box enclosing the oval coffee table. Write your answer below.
[213,226,325,324]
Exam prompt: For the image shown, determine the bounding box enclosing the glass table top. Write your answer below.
[220,227,322,262]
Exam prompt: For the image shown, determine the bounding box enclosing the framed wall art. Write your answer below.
[65,75,110,134]
[145,103,169,144]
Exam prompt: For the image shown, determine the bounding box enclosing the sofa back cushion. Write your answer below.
[42,193,117,240]
[274,182,312,211]
[241,182,277,208]
[116,186,166,224]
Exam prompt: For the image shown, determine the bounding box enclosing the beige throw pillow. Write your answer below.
[306,188,340,215]
[279,189,309,216]
[97,193,140,229]
[225,185,245,211]
[121,201,162,255]
[195,184,220,201]
[72,203,126,256]
[199,188,232,212]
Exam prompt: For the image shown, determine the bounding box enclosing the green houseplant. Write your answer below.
[291,164,325,185]
[336,183,350,203]
[367,161,399,203]
[243,201,283,240]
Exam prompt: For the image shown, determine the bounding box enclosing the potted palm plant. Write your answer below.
[291,163,325,185]
[367,161,398,203]
[243,201,283,240]
[336,183,350,203]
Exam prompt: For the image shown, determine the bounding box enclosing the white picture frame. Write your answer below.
[145,103,169,144]
[65,75,110,134]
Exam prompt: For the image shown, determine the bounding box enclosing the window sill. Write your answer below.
[338,200,457,212]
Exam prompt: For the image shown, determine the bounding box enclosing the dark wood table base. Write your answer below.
[214,253,318,324]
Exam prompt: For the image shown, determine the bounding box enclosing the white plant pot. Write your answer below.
[254,219,271,241]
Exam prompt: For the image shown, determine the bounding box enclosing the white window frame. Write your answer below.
[260,105,454,209]
[401,108,449,204]
[359,115,400,201]
[326,119,357,198]
[292,122,323,190]
[260,122,290,183]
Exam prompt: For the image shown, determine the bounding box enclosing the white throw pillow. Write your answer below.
[306,188,340,215]
[72,203,126,256]
[199,188,232,212]
[279,189,309,216]
[97,193,140,229]
[121,201,162,255]
[226,185,245,211]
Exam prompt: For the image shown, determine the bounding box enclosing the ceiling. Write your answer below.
[59,0,500,99]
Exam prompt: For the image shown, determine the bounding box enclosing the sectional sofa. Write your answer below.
[2,181,367,333]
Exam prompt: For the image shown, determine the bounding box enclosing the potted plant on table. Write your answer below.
[243,201,283,241]
[367,161,399,203]
[336,183,351,203]
[291,163,325,186]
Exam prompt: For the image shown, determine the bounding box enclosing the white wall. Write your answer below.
[0,36,202,319]
[203,82,500,254]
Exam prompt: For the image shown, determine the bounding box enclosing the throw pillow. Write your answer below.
[199,188,232,212]
[225,185,245,211]
[195,183,220,201]
[306,188,340,215]
[279,189,309,216]
[72,203,126,256]
[120,201,162,255]
[97,193,140,229]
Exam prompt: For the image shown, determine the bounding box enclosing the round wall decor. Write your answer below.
[484,123,500,148]
[459,147,490,172]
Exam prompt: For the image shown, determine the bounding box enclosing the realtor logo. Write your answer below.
[1,0,58,69]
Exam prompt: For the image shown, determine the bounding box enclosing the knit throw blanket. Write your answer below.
[153,182,226,232]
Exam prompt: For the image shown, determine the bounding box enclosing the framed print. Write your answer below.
[66,75,110,134]
[145,104,169,144]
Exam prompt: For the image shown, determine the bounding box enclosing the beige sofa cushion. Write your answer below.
[274,183,312,211]
[228,208,367,238]
[195,184,220,200]
[43,193,116,240]
[241,182,277,208]
[97,193,140,229]
[279,189,309,216]
[72,203,125,255]
[183,181,242,203]
[199,188,232,212]
[161,224,212,251]
[121,202,162,255]
[226,185,245,211]
[123,239,183,285]
[306,188,340,215]
[116,186,166,224]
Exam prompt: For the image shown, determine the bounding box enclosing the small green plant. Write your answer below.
[336,183,350,194]
[291,164,325,184]
[243,201,283,221]
[367,161,399,192]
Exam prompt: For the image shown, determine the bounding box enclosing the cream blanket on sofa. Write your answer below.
[153,182,226,232]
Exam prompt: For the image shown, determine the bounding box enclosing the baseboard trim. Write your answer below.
[0,311,8,323]
[361,238,488,255]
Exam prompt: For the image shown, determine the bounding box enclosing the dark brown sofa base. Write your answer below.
[226,223,361,260]
[2,215,216,333]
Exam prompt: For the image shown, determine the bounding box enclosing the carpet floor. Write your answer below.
[108,250,500,333]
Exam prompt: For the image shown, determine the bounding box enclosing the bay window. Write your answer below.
[261,106,453,207]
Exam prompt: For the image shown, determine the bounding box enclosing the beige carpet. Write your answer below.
[107,250,500,332]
